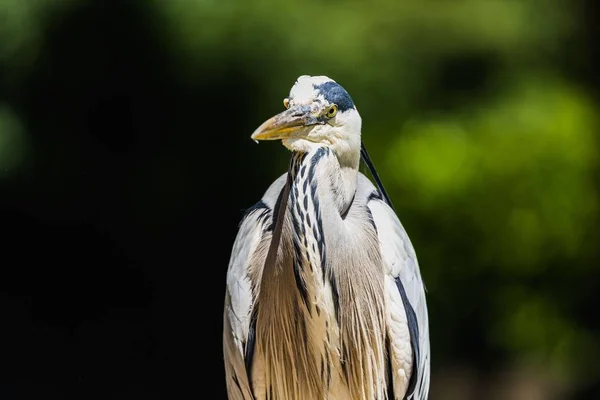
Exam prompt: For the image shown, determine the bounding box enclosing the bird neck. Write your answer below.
[289,147,358,216]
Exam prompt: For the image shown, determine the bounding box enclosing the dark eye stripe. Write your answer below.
[313,81,355,112]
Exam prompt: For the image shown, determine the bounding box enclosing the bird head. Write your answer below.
[251,75,362,167]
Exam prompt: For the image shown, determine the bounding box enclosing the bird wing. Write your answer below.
[365,178,430,400]
[223,174,287,400]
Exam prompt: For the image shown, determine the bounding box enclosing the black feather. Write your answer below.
[360,141,396,212]
[245,309,257,395]
[394,276,420,398]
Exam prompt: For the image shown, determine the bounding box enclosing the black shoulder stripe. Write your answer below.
[243,199,269,218]
[367,189,383,203]
[245,309,258,396]
[394,276,420,399]
[242,200,271,229]
[386,336,395,400]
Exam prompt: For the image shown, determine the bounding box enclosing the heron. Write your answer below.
[223,75,430,400]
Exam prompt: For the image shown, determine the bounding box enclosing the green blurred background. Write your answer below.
[1,0,599,399]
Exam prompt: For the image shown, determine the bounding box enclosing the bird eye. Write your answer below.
[326,104,338,118]
[283,98,290,109]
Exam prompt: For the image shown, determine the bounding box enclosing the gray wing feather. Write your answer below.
[223,174,287,400]
[363,174,430,400]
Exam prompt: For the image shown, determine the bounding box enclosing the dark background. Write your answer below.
[1,1,599,399]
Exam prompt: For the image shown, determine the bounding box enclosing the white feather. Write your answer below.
[366,183,431,400]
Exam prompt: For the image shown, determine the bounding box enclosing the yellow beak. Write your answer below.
[251,105,320,141]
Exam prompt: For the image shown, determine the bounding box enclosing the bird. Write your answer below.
[223,75,430,400]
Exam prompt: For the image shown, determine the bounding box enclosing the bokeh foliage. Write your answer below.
[1,0,598,398]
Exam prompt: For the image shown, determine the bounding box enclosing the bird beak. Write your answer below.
[251,105,320,141]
